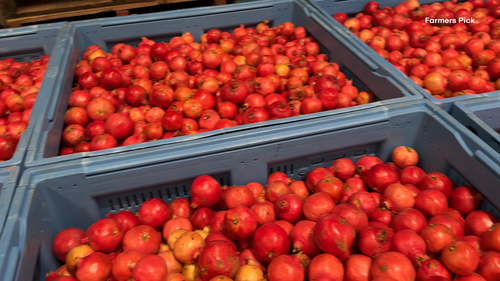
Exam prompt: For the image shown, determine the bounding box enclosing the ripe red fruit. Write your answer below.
[62,124,86,147]
[429,214,464,239]
[65,107,89,127]
[87,218,123,253]
[465,210,499,237]
[343,254,372,281]
[252,223,290,263]
[477,251,500,279]
[167,197,190,220]
[302,192,335,222]
[131,255,168,281]
[307,254,344,281]
[275,193,303,223]
[442,241,480,276]
[371,251,416,281]
[267,254,306,281]
[391,146,419,168]
[75,252,112,281]
[190,207,214,230]
[290,220,322,258]
[90,133,117,151]
[251,203,276,226]
[100,68,123,90]
[414,190,448,217]
[79,72,99,90]
[421,224,455,254]
[348,191,377,215]
[190,175,222,208]
[391,208,427,234]
[122,225,161,255]
[105,113,134,140]
[313,214,356,256]
[381,183,415,212]
[331,158,356,180]
[449,186,483,215]
[392,229,428,266]
[482,223,500,252]
[111,250,145,281]
[221,185,255,209]
[86,97,116,121]
[52,228,87,262]
[418,172,453,197]
[111,210,138,233]
[223,205,257,241]
[197,240,240,280]
[357,224,392,257]
[363,164,399,193]
[356,155,383,176]
[416,259,452,281]
[316,177,345,204]
[137,198,168,229]
[265,180,292,203]
[305,167,334,192]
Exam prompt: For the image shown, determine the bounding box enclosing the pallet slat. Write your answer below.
[2,0,226,27]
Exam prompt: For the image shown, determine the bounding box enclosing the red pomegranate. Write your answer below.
[414,190,448,217]
[75,252,112,281]
[87,218,123,253]
[371,208,393,226]
[418,172,453,197]
[363,164,399,193]
[428,215,464,239]
[221,186,255,209]
[197,240,240,280]
[449,186,483,215]
[331,158,356,180]
[111,250,145,281]
[307,254,344,281]
[190,175,222,208]
[465,210,499,237]
[265,180,292,203]
[267,254,307,281]
[391,146,419,168]
[371,251,416,281]
[190,207,214,230]
[239,248,266,273]
[416,259,452,281]
[302,192,335,222]
[441,241,480,276]
[399,166,426,186]
[137,198,168,229]
[392,229,429,266]
[477,251,500,280]
[167,198,190,220]
[316,177,344,203]
[52,228,87,262]
[420,224,455,253]
[131,255,168,281]
[357,225,392,257]
[391,208,427,234]
[275,193,303,223]
[290,220,322,258]
[482,223,500,252]
[344,254,372,281]
[313,214,356,256]
[162,217,193,241]
[251,223,290,263]
[332,203,369,232]
[381,183,415,212]
[251,203,276,226]
[122,225,161,255]
[223,205,257,241]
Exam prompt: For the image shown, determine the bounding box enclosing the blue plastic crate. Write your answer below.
[307,0,500,111]
[3,100,500,281]
[0,22,68,170]
[450,93,500,155]
[0,165,19,244]
[24,0,423,168]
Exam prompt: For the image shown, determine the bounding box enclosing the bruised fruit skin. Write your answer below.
[197,240,240,280]
[313,214,356,257]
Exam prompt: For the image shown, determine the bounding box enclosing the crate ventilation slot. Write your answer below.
[267,145,375,180]
[98,172,229,215]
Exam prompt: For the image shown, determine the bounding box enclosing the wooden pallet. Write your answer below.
[1,0,226,27]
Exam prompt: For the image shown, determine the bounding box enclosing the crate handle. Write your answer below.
[475,150,500,179]
[309,12,379,71]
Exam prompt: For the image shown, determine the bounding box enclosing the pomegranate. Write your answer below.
[371,251,416,281]
[290,220,322,258]
[331,158,356,180]
[265,180,292,203]
[190,175,222,208]
[465,210,499,237]
[173,231,205,264]
[477,251,500,280]
[275,193,303,223]
[223,205,257,241]
[392,229,429,266]
[418,172,453,197]
[332,203,369,232]
[302,192,335,222]
[307,254,344,281]
[358,224,392,257]
[381,183,415,212]
[449,186,483,215]
[87,218,123,253]
[416,259,452,281]
[313,214,356,256]
[252,223,290,263]
[305,167,334,192]
[428,215,464,238]
[391,208,427,234]
[131,255,168,281]
[420,224,455,253]
[441,241,480,276]
[122,225,161,255]
[363,164,399,193]
[316,177,345,203]
[415,190,448,217]
[75,252,112,281]
[482,223,500,252]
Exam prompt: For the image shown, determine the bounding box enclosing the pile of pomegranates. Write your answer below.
[334,0,500,99]
[0,56,49,160]
[60,21,374,155]
[47,145,500,281]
